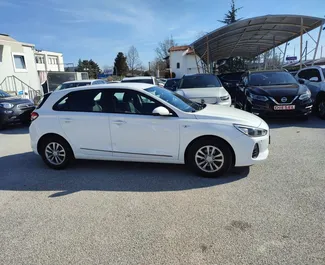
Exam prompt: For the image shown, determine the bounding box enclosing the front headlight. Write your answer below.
[220,95,230,101]
[234,124,268,137]
[0,102,14,109]
[248,93,268,102]
[299,89,311,100]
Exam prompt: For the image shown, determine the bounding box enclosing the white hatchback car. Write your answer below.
[29,83,269,177]
[177,74,232,107]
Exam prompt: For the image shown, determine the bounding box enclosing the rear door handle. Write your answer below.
[63,118,73,123]
[112,120,126,125]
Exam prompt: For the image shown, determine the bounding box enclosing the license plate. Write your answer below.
[274,105,295,110]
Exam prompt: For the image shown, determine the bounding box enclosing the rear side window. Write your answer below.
[36,93,51,109]
[53,89,113,113]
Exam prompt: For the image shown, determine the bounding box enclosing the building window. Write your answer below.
[177,62,180,69]
[35,55,45,64]
[13,54,27,70]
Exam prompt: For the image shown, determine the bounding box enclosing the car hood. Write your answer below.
[194,104,263,127]
[0,96,33,105]
[249,84,307,96]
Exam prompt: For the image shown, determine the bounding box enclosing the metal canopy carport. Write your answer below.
[191,15,325,71]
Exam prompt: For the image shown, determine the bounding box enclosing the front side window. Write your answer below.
[179,75,222,89]
[145,86,204,113]
[13,55,26,69]
[248,72,298,86]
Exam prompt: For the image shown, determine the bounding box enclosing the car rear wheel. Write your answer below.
[187,138,233,178]
[40,136,74,169]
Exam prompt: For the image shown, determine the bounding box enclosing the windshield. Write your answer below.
[55,82,91,91]
[180,75,222,89]
[0,90,11,98]
[249,72,298,86]
[145,86,203,113]
[121,79,154,84]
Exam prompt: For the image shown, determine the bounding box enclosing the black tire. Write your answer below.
[186,138,233,178]
[315,96,325,120]
[39,136,74,170]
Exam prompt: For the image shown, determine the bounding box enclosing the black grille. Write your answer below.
[273,96,296,104]
[252,143,259,158]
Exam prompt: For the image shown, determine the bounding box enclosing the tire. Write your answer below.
[39,136,74,170]
[315,97,325,120]
[187,138,233,178]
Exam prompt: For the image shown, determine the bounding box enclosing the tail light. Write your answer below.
[31,111,39,121]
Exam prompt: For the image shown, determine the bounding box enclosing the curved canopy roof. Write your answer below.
[191,15,325,63]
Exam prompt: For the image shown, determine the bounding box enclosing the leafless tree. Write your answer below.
[127,46,142,76]
[155,36,177,60]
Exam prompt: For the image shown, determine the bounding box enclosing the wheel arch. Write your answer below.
[37,133,74,157]
[184,135,236,166]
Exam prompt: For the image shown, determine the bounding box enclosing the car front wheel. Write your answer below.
[40,136,74,169]
[187,138,233,178]
[316,97,325,119]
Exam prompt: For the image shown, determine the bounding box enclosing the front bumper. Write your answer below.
[248,98,313,117]
[0,106,35,125]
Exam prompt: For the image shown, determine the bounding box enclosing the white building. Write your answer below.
[34,50,64,72]
[168,45,203,78]
[0,33,41,98]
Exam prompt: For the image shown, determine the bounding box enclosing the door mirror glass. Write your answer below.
[298,79,305,84]
[309,77,319,82]
[152,106,171,116]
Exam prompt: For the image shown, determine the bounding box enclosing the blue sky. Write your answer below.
[1,0,325,69]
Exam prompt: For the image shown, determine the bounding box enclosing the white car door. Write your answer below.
[109,90,180,161]
[54,89,113,157]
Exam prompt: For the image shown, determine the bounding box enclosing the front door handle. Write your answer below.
[112,120,126,125]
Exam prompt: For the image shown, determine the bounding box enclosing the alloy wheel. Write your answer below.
[45,142,66,165]
[195,145,224,173]
[318,100,325,117]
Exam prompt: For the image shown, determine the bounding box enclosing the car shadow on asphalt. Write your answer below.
[0,152,249,198]
[266,116,325,129]
[0,124,29,135]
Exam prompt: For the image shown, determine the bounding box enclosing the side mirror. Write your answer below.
[298,79,305,84]
[309,77,319,82]
[152,106,171,116]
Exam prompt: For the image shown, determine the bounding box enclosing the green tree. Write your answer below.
[217,0,245,73]
[113,52,128,76]
[218,0,242,25]
[76,59,101,79]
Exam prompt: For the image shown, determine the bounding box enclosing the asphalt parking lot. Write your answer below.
[1,117,325,265]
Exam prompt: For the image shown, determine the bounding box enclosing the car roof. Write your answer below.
[183,73,214,77]
[62,79,100,84]
[52,83,155,94]
[122,76,153,80]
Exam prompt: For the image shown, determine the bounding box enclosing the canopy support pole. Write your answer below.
[312,23,323,65]
[300,17,304,70]
[282,42,289,65]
